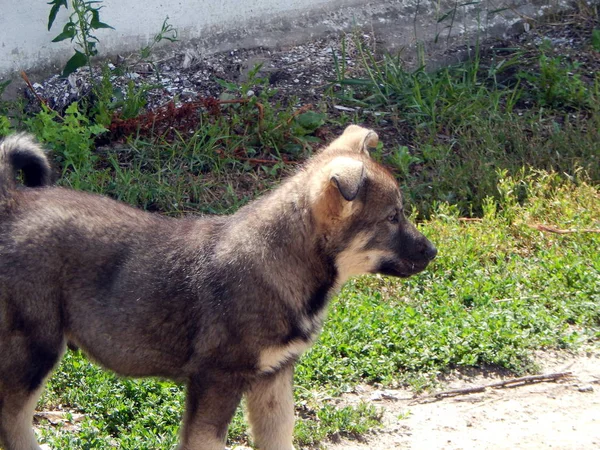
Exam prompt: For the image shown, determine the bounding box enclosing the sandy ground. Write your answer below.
[37,349,600,450]
[326,349,600,450]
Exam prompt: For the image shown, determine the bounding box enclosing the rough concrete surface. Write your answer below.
[1,0,568,80]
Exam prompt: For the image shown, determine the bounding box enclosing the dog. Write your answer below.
[0,125,436,450]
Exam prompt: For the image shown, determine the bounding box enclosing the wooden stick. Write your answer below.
[529,224,600,234]
[486,371,573,389]
[236,156,298,165]
[20,71,49,108]
[411,371,572,404]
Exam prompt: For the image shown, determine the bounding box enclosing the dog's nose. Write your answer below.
[423,242,437,261]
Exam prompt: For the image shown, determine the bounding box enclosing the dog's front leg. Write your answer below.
[246,365,295,450]
[178,375,243,450]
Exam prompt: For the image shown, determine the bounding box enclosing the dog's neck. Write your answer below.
[220,182,339,317]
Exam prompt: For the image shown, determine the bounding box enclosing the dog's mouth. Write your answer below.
[374,258,431,278]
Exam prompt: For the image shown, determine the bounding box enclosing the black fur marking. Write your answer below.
[284,320,310,343]
[7,302,27,333]
[94,248,131,295]
[306,282,331,316]
[9,150,49,187]
[376,259,408,278]
[306,255,337,316]
[24,343,59,391]
[11,310,27,333]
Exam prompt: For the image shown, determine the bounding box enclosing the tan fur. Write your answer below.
[327,124,379,154]
[0,390,41,450]
[246,366,295,450]
[258,339,314,373]
[309,156,365,230]
[335,232,396,286]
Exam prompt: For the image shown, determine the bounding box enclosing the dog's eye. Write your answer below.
[388,211,399,224]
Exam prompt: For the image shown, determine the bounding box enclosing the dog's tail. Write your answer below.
[0,133,51,197]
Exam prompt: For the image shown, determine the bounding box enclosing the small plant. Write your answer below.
[216,64,326,158]
[25,102,106,186]
[46,2,179,132]
[112,81,156,120]
[386,146,422,178]
[0,80,11,137]
[138,17,178,80]
[518,54,589,108]
[48,0,114,77]
[0,116,10,137]
[592,28,600,52]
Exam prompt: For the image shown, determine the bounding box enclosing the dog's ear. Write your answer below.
[329,158,365,201]
[324,125,379,155]
[310,157,366,224]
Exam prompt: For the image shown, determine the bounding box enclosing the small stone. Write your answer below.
[370,390,384,401]
[578,385,594,393]
[334,105,357,113]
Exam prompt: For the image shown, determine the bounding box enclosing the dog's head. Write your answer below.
[308,125,437,284]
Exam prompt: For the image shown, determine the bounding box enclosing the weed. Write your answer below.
[0,80,13,136]
[48,0,114,77]
[112,81,157,120]
[592,28,600,51]
[216,64,325,158]
[138,17,179,80]
[0,116,10,137]
[25,102,106,188]
[518,52,590,108]
[386,145,422,178]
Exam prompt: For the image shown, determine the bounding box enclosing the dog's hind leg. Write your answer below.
[246,365,295,450]
[177,375,244,450]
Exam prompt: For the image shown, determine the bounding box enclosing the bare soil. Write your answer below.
[326,348,600,450]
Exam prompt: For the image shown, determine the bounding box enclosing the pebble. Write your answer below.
[578,385,594,393]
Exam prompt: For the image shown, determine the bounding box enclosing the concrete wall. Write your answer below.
[0,0,557,80]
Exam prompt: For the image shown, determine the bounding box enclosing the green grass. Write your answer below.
[36,170,600,448]
[330,31,600,218]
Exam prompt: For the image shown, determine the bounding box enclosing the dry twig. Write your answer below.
[411,371,573,404]
[20,71,51,110]
[529,224,600,234]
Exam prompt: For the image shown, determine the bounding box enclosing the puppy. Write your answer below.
[0,126,436,450]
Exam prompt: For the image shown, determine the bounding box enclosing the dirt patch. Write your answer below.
[326,348,600,450]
